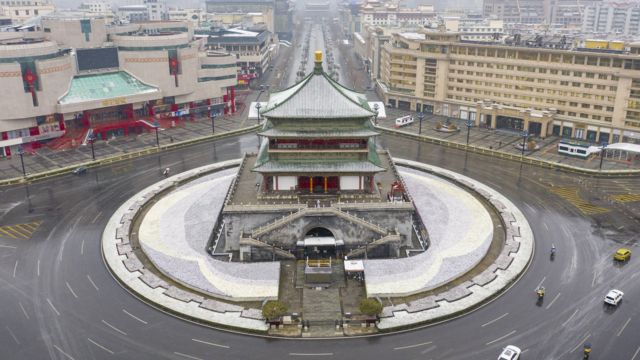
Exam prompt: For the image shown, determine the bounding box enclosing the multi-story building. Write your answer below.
[483,0,548,24]
[116,0,167,23]
[378,29,640,144]
[0,0,54,24]
[199,27,276,88]
[79,2,111,15]
[582,0,640,36]
[360,1,435,28]
[205,0,291,41]
[206,12,267,30]
[168,8,209,26]
[0,16,237,157]
[445,18,504,42]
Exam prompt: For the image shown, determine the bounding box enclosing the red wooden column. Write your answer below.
[324,177,327,193]
[309,177,313,193]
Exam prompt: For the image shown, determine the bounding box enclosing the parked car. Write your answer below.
[614,248,631,262]
[498,345,521,360]
[72,166,87,175]
[604,289,624,306]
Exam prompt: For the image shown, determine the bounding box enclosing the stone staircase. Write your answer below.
[239,237,296,259]
[346,233,402,258]
[250,206,389,240]
[303,287,342,326]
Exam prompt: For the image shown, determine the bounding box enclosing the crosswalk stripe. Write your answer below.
[0,221,42,240]
[610,194,640,203]
[549,187,609,215]
[0,227,17,239]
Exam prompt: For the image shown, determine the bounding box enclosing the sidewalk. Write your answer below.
[378,107,640,172]
[0,112,250,180]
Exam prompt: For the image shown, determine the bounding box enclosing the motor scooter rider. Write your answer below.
[163,167,171,177]
[536,286,545,298]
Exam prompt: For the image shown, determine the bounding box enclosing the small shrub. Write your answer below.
[359,298,383,316]
[262,300,288,320]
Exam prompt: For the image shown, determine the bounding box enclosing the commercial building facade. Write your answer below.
[582,0,640,36]
[0,0,55,24]
[378,30,640,144]
[0,17,237,157]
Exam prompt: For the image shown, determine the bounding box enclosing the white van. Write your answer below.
[394,115,414,128]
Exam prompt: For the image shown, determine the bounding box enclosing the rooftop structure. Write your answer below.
[253,51,384,194]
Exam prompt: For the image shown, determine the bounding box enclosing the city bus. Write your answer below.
[557,139,600,159]
[394,115,414,128]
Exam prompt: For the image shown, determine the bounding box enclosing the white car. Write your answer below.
[498,345,521,360]
[604,289,624,306]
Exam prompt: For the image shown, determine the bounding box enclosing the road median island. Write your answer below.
[0,124,261,187]
[378,127,640,177]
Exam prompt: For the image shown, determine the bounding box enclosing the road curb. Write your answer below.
[0,124,261,187]
[376,159,534,331]
[378,127,640,177]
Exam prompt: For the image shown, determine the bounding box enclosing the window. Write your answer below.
[574,72,582,77]
[538,68,547,73]
[572,82,582,87]
[600,58,610,67]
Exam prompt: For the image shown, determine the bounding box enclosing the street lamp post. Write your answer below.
[599,142,608,171]
[373,103,379,126]
[17,145,26,177]
[153,120,160,148]
[210,110,216,134]
[88,134,96,161]
[255,102,262,124]
[465,119,474,146]
[520,129,529,157]
[418,112,425,135]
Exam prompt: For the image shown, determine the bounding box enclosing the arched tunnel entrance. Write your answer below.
[298,227,342,259]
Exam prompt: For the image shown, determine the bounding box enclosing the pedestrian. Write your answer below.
[170,136,174,143]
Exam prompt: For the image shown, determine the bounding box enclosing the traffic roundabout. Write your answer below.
[101,156,533,337]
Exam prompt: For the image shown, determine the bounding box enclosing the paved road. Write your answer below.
[1,132,639,359]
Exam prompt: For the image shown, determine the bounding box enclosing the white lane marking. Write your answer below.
[101,320,127,336]
[570,333,590,353]
[88,338,114,355]
[632,345,640,360]
[562,309,579,327]
[174,352,204,360]
[12,260,18,277]
[192,338,230,349]
[87,275,99,291]
[535,276,546,290]
[6,326,20,344]
[57,242,65,263]
[289,353,334,356]
[0,244,17,249]
[18,302,30,320]
[591,272,597,288]
[91,211,102,224]
[80,239,84,255]
[37,259,40,277]
[485,330,516,346]
[546,293,562,310]
[617,317,631,337]
[393,341,433,350]
[65,282,78,299]
[47,298,60,316]
[482,313,509,327]
[123,309,148,325]
[543,223,549,231]
[53,345,75,360]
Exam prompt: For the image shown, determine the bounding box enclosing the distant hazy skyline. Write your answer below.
[52,0,481,12]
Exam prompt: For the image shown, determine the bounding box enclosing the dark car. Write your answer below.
[72,166,88,175]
